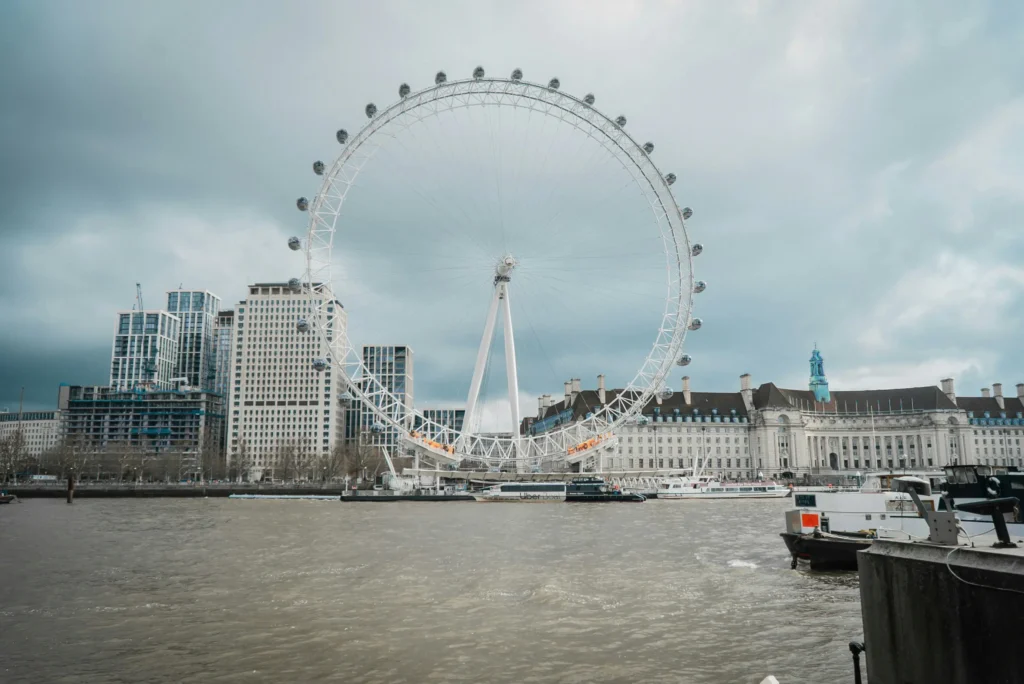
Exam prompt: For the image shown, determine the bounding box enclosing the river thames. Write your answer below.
[0,498,860,683]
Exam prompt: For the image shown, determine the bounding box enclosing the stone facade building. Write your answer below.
[530,349,1024,480]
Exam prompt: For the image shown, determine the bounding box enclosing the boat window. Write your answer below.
[965,470,977,484]
[740,487,752,492]
[795,494,817,507]
[755,487,766,492]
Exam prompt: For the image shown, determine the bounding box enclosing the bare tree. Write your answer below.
[277,442,300,482]
[108,441,144,483]
[233,438,254,483]
[0,431,26,484]
[199,428,225,482]
[51,436,91,482]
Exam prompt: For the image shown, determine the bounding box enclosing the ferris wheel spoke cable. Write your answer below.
[371,134,496,261]
[399,117,499,251]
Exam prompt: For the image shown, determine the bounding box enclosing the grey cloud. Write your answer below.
[2,1,1024,416]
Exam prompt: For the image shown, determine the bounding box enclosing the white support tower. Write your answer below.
[463,255,520,458]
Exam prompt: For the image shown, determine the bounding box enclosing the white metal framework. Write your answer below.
[295,69,700,471]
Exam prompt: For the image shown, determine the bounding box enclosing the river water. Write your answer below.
[0,498,861,683]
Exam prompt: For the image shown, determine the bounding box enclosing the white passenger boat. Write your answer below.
[471,482,567,502]
[789,465,1024,539]
[658,473,791,499]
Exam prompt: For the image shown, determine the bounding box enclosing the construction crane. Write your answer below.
[136,282,144,312]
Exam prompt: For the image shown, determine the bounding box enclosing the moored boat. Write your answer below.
[658,473,790,499]
[566,477,645,502]
[0,493,17,504]
[471,482,566,502]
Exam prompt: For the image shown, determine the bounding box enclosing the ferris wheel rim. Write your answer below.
[298,72,697,466]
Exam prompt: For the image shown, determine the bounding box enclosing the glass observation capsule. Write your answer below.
[312,358,327,372]
[643,142,654,154]
[548,77,560,90]
[296,318,310,333]
[677,354,692,367]
[435,71,447,85]
[399,83,410,98]
[288,277,301,291]
[371,421,385,433]
[365,103,377,118]
[296,197,309,211]
[312,160,325,175]
[339,391,353,405]
[336,129,349,144]
[689,318,703,331]
[665,173,677,185]
[287,236,301,251]
[691,243,704,256]
[473,66,485,79]
[615,115,627,127]
[693,280,707,293]
[638,415,650,426]
[659,387,675,400]
[583,93,595,106]
[682,207,693,220]
[511,68,523,81]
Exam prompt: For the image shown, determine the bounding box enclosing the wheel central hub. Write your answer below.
[494,254,517,283]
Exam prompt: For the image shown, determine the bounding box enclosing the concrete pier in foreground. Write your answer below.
[858,539,1024,684]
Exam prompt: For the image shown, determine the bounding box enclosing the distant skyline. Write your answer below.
[2,1,1023,416]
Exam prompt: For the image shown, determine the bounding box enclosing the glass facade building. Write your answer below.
[414,408,465,445]
[166,290,220,390]
[360,345,414,449]
[212,310,234,397]
[110,311,180,390]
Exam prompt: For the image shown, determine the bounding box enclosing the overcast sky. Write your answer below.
[1,1,1022,422]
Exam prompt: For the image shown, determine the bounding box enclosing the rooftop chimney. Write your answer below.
[537,396,546,418]
[740,373,754,412]
[1018,383,1024,400]
[940,378,956,406]
[597,374,606,405]
[564,381,572,407]
[981,388,991,398]
[994,383,1004,410]
[682,376,692,406]
[571,378,581,396]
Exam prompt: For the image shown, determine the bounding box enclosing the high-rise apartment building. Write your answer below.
[166,289,220,390]
[110,311,180,390]
[212,310,234,397]
[227,282,347,481]
[360,345,414,449]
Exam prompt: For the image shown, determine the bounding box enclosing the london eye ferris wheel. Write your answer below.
[289,66,705,473]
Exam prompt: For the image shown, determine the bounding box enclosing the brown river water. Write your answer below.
[0,498,861,683]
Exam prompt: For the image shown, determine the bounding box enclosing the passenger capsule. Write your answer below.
[511,68,523,81]
[691,243,703,257]
[339,391,354,405]
[659,387,675,400]
[312,160,325,175]
[682,207,693,220]
[365,103,377,118]
[548,77,560,90]
[615,115,627,127]
[583,93,595,106]
[693,280,707,294]
[296,197,309,211]
[287,236,301,251]
[296,318,310,333]
[288,277,301,291]
[336,129,349,144]
[473,66,485,79]
[435,71,447,85]
[312,358,327,372]
[399,83,410,98]
[638,415,650,426]
[677,354,692,367]
[371,421,385,433]
[643,142,654,154]
[688,318,703,331]
[665,173,677,185]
